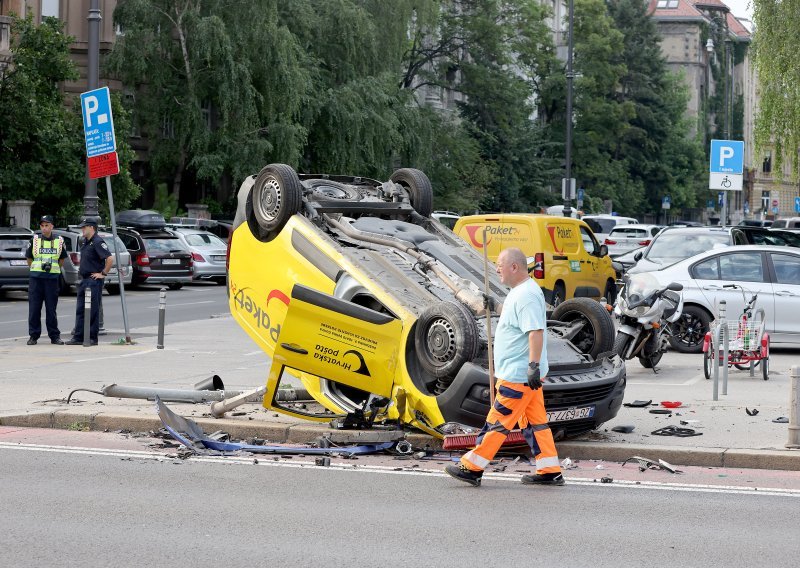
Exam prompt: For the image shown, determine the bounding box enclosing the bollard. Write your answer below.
[712,300,728,401]
[788,366,800,449]
[83,287,92,347]
[157,287,167,349]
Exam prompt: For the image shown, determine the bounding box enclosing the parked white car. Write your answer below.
[604,224,663,257]
[637,245,800,353]
[582,215,638,243]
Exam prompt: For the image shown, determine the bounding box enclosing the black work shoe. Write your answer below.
[445,463,483,487]
[521,472,565,486]
[27,337,37,345]
[51,338,64,345]
[65,338,82,345]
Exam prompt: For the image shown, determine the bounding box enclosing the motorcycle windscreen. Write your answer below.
[264,284,402,420]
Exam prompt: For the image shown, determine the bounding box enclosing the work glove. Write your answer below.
[483,294,496,313]
[527,362,542,391]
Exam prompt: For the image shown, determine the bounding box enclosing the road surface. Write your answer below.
[0,283,228,340]
[1,428,799,568]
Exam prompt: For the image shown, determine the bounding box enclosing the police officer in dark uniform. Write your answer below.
[25,215,67,345]
[66,219,112,346]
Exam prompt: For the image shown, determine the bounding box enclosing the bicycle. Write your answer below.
[702,284,770,381]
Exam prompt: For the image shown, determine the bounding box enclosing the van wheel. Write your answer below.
[551,282,566,307]
[391,168,433,217]
[551,298,615,358]
[415,301,479,387]
[247,163,303,242]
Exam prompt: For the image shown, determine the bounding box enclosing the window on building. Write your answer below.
[762,152,772,174]
[41,0,59,19]
[161,116,175,139]
[656,0,679,7]
[115,23,125,36]
[201,100,212,130]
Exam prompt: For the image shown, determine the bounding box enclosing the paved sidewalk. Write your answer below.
[1,315,798,470]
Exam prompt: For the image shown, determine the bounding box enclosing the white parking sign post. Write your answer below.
[80,87,131,344]
[709,139,744,227]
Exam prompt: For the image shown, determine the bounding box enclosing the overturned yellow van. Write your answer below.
[453,214,617,305]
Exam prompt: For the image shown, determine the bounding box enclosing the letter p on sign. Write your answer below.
[709,139,744,175]
[719,146,734,167]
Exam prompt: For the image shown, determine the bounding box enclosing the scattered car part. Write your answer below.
[651,426,702,437]
[649,409,672,415]
[661,401,683,408]
[443,429,527,451]
[746,407,759,416]
[315,457,331,467]
[623,399,653,408]
[156,398,394,456]
[773,417,790,424]
[600,476,614,483]
[622,456,683,474]
[611,425,635,433]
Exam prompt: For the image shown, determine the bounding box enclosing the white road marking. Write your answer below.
[1,442,798,498]
[71,347,158,363]
[0,319,28,325]
[0,335,28,342]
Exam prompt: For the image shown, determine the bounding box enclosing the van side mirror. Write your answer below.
[598,244,608,257]
[634,251,643,262]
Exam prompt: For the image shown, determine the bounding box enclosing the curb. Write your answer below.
[2,410,798,471]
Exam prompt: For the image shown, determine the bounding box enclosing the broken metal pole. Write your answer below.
[788,365,800,449]
[210,385,267,418]
[101,384,238,403]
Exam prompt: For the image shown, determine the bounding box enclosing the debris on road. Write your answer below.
[561,457,578,470]
[156,397,395,456]
[611,425,635,433]
[660,401,683,409]
[651,426,702,437]
[746,408,759,416]
[623,400,652,408]
[622,456,683,474]
[773,417,789,424]
[649,409,672,415]
[600,476,614,483]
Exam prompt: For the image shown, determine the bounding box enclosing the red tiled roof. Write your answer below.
[726,12,751,38]
[694,0,730,10]
[648,0,706,19]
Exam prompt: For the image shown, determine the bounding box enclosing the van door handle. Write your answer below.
[775,290,798,297]
[281,343,308,355]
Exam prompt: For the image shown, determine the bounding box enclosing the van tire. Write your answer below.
[415,301,479,382]
[391,168,433,217]
[551,282,566,307]
[551,298,615,358]
[247,163,303,242]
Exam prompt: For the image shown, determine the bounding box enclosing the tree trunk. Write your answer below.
[172,148,186,203]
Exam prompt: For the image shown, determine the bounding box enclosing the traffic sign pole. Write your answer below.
[80,86,131,345]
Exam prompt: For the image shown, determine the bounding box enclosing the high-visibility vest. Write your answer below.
[30,234,64,275]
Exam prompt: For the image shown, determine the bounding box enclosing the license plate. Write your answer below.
[211,255,226,261]
[547,406,595,423]
[10,260,27,266]
[162,259,181,265]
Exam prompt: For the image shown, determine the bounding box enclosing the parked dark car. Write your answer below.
[0,227,33,291]
[114,211,193,289]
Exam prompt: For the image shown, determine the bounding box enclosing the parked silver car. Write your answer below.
[0,227,33,291]
[604,224,663,257]
[54,228,133,295]
[639,245,800,352]
[166,228,227,284]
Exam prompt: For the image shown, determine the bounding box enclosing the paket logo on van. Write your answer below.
[230,282,288,342]
[464,225,519,248]
[546,225,574,255]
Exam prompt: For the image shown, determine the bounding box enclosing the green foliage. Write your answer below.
[0,15,83,225]
[752,0,800,182]
[152,183,180,219]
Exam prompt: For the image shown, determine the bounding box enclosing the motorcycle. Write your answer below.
[612,273,684,369]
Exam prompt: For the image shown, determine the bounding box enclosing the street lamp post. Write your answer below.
[563,0,575,218]
[83,0,101,221]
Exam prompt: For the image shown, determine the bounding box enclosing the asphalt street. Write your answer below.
[0,282,228,340]
[1,437,799,568]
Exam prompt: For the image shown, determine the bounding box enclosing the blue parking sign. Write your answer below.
[710,139,744,175]
[796,197,800,213]
[80,87,116,158]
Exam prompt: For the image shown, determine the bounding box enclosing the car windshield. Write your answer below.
[646,233,729,263]
[144,238,184,254]
[184,233,226,248]
[0,236,31,251]
[585,218,616,233]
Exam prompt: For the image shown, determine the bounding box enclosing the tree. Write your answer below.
[607,0,705,213]
[752,0,800,181]
[0,15,83,224]
[108,0,310,202]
